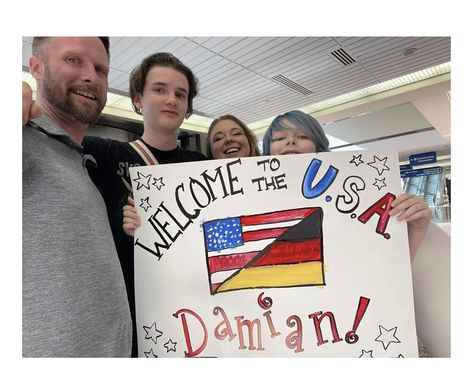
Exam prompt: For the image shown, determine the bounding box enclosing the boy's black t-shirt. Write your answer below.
[82,136,207,356]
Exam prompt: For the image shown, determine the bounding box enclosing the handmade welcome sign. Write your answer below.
[130,150,418,357]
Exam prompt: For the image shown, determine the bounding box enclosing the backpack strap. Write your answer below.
[129,139,159,166]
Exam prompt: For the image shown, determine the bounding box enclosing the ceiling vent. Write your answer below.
[330,48,356,66]
[272,74,313,96]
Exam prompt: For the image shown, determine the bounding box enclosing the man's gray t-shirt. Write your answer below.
[22,115,132,357]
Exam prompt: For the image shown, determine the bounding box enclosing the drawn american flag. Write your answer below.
[202,207,325,295]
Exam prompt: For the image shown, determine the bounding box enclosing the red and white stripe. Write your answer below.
[207,208,317,286]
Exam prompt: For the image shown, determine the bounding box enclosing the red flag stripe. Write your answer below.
[208,251,260,274]
[252,238,321,267]
[208,239,322,274]
[211,283,220,294]
[242,227,289,242]
[240,208,318,226]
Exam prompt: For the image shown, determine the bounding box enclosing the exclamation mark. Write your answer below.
[345,296,371,344]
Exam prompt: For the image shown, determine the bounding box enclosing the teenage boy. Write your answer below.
[84,53,207,356]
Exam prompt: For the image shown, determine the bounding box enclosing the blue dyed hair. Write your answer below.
[262,110,330,155]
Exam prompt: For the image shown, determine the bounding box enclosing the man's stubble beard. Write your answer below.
[41,65,106,125]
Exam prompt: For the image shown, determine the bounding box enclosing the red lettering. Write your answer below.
[264,310,281,338]
[286,315,304,353]
[358,192,396,236]
[234,316,264,351]
[173,309,208,357]
[213,306,237,341]
[308,311,342,346]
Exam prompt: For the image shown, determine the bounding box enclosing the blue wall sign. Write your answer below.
[409,151,437,166]
[400,166,443,178]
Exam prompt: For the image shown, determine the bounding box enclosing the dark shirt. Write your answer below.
[83,136,207,356]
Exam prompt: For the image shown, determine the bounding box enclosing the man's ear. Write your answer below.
[29,55,44,80]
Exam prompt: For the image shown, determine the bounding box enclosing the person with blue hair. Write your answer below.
[262,110,329,155]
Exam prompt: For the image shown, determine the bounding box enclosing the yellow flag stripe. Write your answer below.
[217,261,324,292]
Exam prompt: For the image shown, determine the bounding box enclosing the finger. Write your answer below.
[123,223,135,237]
[403,207,432,222]
[124,212,141,226]
[122,207,141,226]
[123,215,139,225]
[123,214,140,227]
[390,195,423,216]
[122,205,137,214]
[395,202,423,220]
[30,104,42,119]
[127,195,135,206]
[123,212,140,226]
[22,81,33,125]
[390,193,414,207]
[390,198,415,215]
[397,202,431,221]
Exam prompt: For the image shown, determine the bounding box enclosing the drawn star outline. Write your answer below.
[375,325,401,350]
[143,322,163,344]
[163,338,177,353]
[140,197,152,212]
[144,348,158,358]
[152,177,165,190]
[359,349,373,358]
[350,154,364,166]
[373,178,387,190]
[368,155,390,176]
[133,172,152,190]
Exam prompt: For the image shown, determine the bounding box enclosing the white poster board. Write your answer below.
[130,150,418,357]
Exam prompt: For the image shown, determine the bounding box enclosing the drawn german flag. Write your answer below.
[202,207,324,294]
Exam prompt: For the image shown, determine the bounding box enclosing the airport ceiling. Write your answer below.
[22,36,450,123]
